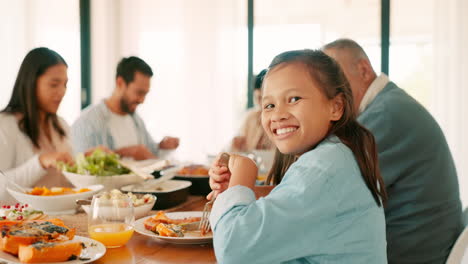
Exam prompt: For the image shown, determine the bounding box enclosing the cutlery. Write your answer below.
[199,152,230,234]
[118,160,154,180]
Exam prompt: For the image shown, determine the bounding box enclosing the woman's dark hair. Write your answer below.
[116,56,153,84]
[265,49,387,207]
[2,47,68,149]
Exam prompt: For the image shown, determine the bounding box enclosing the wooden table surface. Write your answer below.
[59,196,216,264]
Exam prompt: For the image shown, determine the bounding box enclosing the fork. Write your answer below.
[199,152,230,234]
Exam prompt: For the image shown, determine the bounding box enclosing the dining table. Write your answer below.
[58,196,217,264]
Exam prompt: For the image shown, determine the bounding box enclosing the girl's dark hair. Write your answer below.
[265,49,387,207]
[2,47,68,149]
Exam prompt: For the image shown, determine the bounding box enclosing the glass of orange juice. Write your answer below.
[88,194,135,248]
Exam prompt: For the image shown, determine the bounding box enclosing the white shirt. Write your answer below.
[359,73,390,114]
[108,112,139,148]
[0,113,71,205]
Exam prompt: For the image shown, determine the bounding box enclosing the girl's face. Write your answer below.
[36,63,68,115]
[261,63,343,155]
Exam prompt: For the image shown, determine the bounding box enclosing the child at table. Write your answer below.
[208,49,388,264]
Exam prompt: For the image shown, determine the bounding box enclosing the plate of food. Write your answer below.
[0,203,46,221]
[134,211,212,244]
[0,219,106,263]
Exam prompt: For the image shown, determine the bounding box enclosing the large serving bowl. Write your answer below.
[7,184,104,215]
[63,171,144,191]
[121,180,191,210]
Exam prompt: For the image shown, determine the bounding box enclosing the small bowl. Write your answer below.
[7,185,104,215]
[63,171,145,191]
[121,180,191,209]
[81,194,156,219]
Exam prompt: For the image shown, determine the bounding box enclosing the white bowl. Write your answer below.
[7,185,104,215]
[62,171,144,191]
[81,195,156,219]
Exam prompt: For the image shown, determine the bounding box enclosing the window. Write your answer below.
[91,0,247,162]
[0,0,81,124]
[254,0,381,73]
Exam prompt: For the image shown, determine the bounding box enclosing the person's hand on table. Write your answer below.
[159,136,179,150]
[231,136,246,152]
[115,144,156,161]
[84,145,113,156]
[39,151,74,169]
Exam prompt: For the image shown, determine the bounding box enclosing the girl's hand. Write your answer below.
[228,155,258,190]
[39,151,74,169]
[207,154,231,200]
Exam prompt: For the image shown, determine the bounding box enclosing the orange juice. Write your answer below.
[257,173,267,181]
[89,223,134,248]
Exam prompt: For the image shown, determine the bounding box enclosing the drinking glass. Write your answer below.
[88,194,135,248]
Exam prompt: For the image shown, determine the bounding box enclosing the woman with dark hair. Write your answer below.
[0,47,74,204]
[208,50,387,263]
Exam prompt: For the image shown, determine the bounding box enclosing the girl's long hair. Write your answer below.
[265,49,387,207]
[2,47,67,149]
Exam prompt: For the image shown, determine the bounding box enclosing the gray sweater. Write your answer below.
[358,82,463,264]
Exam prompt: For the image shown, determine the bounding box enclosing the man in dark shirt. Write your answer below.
[323,38,463,264]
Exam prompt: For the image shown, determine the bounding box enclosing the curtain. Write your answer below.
[433,0,468,206]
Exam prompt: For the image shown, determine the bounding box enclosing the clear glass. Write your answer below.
[88,195,135,248]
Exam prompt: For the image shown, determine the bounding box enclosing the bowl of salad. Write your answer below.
[60,149,145,190]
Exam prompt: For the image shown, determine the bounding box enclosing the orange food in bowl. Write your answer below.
[177,165,209,176]
[27,187,91,196]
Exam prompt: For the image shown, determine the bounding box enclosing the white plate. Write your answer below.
[135,211,212,244]
[0,235,106,264]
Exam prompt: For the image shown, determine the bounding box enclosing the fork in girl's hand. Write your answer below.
[199,152,230,234]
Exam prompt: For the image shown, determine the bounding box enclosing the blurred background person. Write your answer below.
[0,47,75,204]
[72,56,179,160]
[231,69,274,152]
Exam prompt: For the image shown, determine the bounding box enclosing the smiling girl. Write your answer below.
[0,48,75,204]
[208,50,388,263]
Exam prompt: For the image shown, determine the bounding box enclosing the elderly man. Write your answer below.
[323,39,463,264]
[72,56,179,160]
